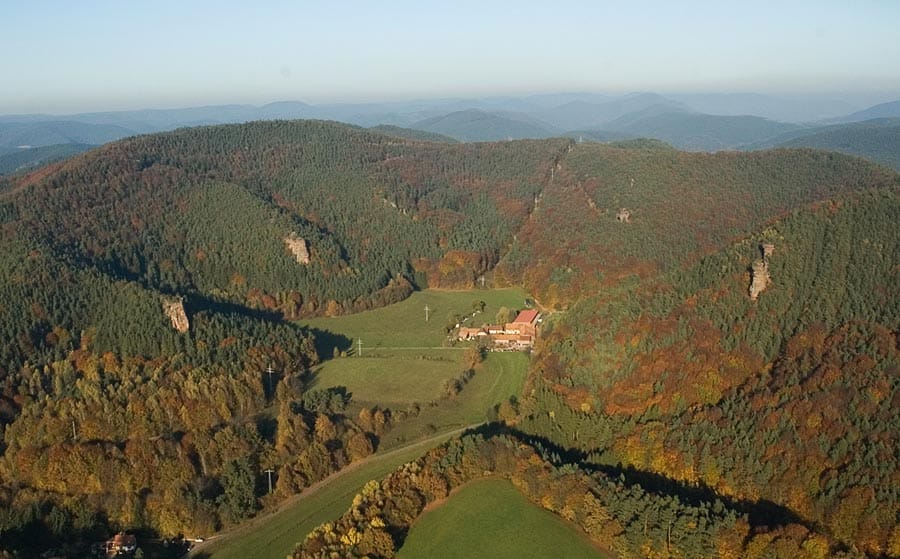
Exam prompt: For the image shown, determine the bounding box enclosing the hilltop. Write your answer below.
[745,118,900,171]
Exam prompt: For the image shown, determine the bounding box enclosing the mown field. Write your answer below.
[300,288,528,349]
[300,288,528,407]
[377,351,528,448]
[200,289,533,559]
[397,478,612,559]
[198,430,466,559]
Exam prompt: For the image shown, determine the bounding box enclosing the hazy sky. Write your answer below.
[3,0,899,114]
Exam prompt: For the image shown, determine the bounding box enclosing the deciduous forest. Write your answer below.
[0,120,896,558]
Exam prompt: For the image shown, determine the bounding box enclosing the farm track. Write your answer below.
[186,422,482,559]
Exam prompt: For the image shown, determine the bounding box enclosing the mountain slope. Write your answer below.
[0,121,137,147]
[495,143,895,306]
[410,109,557,141]
[837,99,900,123]
[762,119,900,171]
[522,186,900,555]
[600,110,802,150]
[537,92,686,130]
[0,143,95,175]
[367,124,458,143]
[1,120,897,557]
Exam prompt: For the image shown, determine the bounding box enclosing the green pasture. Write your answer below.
[309,352,464,405]
[378,352,528,449]
[199,433,461,559]
[398,478,612,559]
[300,288,528,351]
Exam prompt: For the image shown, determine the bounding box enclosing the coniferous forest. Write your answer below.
[0,119,897,558]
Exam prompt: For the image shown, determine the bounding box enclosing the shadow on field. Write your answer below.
[467,422,809,532]
[306,327,353,360]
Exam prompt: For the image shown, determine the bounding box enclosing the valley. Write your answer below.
[0,119,896,559]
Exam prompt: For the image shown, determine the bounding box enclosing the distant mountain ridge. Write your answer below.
[833,99,900,123]
[409,109,557,142]
[1,93,898,155]
[598,110,802,151]
[0,143,95,175]
[0,120,135,148]
[744,117,900,171]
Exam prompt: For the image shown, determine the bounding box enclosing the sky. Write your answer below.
[2,0,900,114]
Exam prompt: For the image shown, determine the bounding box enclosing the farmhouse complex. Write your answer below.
[457,309,541,350]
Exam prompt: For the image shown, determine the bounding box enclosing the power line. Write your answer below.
[265,365,274,395]
[264,469,275,493]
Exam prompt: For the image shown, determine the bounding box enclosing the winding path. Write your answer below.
[186,423,482,558]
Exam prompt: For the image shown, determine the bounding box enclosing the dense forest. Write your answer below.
[0,119,897,557]
[297,430,870,558]
[516,183,900,555]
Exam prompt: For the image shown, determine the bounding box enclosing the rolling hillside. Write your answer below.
[745,118,900,171]
[0,120,137,147]
[836,99,900,123]
[598,110,802,150]
[0,119,897,558]
[410,109,557,141]
[0,143,95,175]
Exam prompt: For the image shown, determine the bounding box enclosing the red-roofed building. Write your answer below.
[455,309,541,351]
[512,309,540,325]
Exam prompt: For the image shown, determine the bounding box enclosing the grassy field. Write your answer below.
[378,352,528,449]
[301,288,528,350]
[301,288,528,406]
[198,429,468,559]
[398,479,612,559]
[199,289,533,559]
[309,353,463,405]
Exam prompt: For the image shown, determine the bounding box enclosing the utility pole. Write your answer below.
[264,469,275,494]
[358,338,362,357]
[424,305,430,322]
[265,365,275,395]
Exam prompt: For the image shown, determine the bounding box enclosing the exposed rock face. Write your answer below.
[284,234,310,265]
[163,297,189,333]
[749,260,770,301]
[749,243,774,301]
[616,208,631,223]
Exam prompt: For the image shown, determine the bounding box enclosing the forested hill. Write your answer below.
[5,120,570,318]
[1,119,898,557]
[494,144,896,307]
[0,120,571,551]
[518,186,900,556]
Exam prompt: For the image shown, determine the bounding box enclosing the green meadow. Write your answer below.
[398,479,612,559]
[300,288,528,350]
[300,287,529,409]
[200,431,463,559]
[201,289,533,559]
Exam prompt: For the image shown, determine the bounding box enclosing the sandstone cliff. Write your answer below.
[284,234,311,265]
[162,297,189,333]
[749,243,774,301]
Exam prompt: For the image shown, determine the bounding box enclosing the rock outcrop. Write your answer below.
[284,234,311,265]
[162,297,189,333]
[749,243,774,301]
